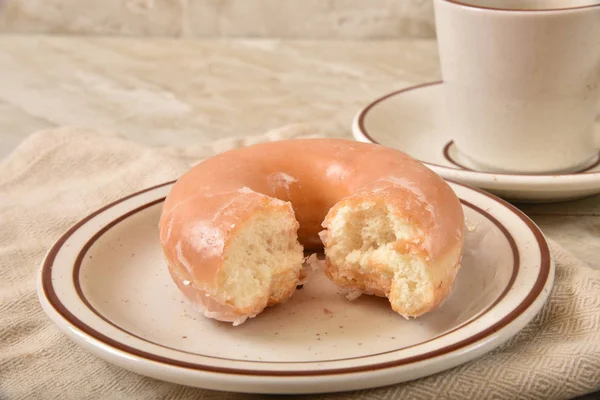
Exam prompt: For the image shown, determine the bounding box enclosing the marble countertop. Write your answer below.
[1,35,598,270]
[0,0,436,39]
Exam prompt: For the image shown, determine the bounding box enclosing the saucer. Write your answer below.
[352,81,600,202]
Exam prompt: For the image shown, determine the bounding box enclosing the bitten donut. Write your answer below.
[159,139,464,325]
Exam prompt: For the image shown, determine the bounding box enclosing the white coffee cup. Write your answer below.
[434,0,600,174]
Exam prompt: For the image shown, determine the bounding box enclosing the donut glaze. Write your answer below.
[159,139,464,324]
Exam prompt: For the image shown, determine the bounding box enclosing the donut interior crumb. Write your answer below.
[324,200,434,317]
[218,207,304,313]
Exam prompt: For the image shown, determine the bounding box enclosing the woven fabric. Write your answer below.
[1,127,599,400]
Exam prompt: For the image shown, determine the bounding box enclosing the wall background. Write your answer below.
[0,0,436,39]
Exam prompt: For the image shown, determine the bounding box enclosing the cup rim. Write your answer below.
[444,0,600,12]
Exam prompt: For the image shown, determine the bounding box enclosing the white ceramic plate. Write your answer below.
[38,181,554,394]
[353,81,600,202]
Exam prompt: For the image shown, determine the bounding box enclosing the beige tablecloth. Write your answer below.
[1,127,599,400]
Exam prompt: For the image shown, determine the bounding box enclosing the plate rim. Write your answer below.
[38,180,553,377]
[353,80,600,185]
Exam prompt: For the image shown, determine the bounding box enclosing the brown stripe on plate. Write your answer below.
[357,81,441,150]
[443,141,600,174]
[69,198,519,363]
[442,141,475,171]
[41,181,551,376]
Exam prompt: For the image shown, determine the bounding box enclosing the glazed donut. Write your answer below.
[159,139,464,325]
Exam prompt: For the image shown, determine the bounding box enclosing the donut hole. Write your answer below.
[323,199,434,317]
[218,206,304,313]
